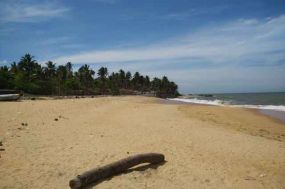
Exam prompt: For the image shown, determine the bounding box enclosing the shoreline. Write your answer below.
[163,98,285,124]
[258,109,285,123]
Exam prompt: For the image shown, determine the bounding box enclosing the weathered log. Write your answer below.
[69,153,165,189]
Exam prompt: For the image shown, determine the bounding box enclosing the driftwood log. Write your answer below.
[69,153,165,189]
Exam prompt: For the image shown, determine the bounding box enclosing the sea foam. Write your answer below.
[167,98,285,112]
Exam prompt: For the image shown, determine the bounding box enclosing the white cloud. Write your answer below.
[48,15,285,93]
[52,15,285,67]
[0,1,70,23]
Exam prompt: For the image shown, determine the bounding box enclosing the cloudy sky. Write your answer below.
[0,0,285,93]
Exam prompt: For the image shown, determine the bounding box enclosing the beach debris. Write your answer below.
[244,176,256,180]
[259,173,266,178]
[0,148,5,151]
[69,153,165,189]
[54,118,59,121]
[21,123,28,126]
[0,141,2,146]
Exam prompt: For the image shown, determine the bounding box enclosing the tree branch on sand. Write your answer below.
[69,153,165,189]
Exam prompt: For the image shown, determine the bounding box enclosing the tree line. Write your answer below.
[0,54,180,97]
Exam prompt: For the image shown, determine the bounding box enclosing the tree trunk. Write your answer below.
[69,153,165,189]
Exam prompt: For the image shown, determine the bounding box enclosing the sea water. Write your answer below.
[168,92,285,122]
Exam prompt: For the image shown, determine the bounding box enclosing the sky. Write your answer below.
[0,0,285,94]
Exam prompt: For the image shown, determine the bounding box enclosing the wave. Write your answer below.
[233,105,285,112]
[167,98,228,106]
[167,98,285,112]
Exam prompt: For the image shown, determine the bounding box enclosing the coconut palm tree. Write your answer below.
[125,71,132,89]
[98,67,108,79]
[18,54,40,81]
[97,67,108,94]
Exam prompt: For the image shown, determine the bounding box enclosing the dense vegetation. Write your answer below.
[0,54,179,98]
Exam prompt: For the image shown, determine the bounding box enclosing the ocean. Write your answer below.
[168,92,285,122]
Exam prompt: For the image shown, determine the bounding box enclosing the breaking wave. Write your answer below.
[167,98,285,112]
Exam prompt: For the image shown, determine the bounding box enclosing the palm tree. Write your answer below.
[125,71,132,89]
[97,67,108,94]
[151,77,161,92]
[44,61,56,79]
[65,62,73,79]
[118,69,125,88]
[132,72,141,90]
[77,65,94,84]
[10,62,18,74]
[18,54,38,79]
[56,65,68,95]
[0,65,13,89]
[98,67,108,79]
[76,64,95,94]
[144,75,151,91]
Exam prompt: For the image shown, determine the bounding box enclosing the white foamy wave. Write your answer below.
[167,98,285,112]
[233,105,285,112]
[167,98,227,106]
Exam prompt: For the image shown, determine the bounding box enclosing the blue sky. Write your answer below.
[0,0,285,93]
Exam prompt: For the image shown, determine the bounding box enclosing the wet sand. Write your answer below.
[259,109,285,123]
[0,96,285,189]
[163,98,285,123]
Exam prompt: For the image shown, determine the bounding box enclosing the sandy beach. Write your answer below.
[0,96,284,189]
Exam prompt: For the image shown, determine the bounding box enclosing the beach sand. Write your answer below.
[0,96,284,189]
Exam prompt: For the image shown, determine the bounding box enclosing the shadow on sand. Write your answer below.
[82,161,166,189]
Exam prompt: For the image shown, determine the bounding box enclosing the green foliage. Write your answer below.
[109,82,120,96]
[0,54,180,98]
[0,66,14,89]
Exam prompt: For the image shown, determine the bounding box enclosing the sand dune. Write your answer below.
[0,96,284,189]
